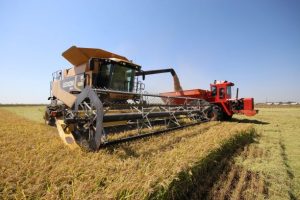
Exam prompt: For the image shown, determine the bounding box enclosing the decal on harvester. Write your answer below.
[61,74,84,92]
[63,80,74,88]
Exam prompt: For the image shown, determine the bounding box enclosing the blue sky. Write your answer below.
[0,0,299,103]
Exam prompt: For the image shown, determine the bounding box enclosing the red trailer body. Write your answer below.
[160,89,208,104]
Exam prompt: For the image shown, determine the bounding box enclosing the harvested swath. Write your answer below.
[0,108,254,199]
[153,126,256,199]
[206,144,269,200]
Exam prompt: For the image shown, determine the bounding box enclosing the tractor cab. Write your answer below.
[210,81,234,102]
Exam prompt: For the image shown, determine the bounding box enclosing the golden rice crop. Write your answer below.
[0,108,254,199]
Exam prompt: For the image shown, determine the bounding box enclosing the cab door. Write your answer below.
[216,86,226,102]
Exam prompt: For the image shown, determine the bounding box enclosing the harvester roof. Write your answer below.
[62,46,129,66]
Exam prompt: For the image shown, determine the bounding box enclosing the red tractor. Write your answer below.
[160,80,258,121]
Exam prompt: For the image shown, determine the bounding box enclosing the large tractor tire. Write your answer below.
[208,105,223,121]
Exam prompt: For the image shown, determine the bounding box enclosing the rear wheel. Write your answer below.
[44,109,56,126]
[44,99,63,126]
[207,105,223,121]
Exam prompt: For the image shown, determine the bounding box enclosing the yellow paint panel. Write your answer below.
[51,81,76,108]
[62,46,128,66]
[56,119,78,150]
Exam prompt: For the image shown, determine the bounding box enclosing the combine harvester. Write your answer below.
[44,46,257,151]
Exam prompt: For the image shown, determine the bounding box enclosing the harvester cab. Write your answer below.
[89,58,139,92]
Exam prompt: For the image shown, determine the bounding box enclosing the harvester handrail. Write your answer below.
[52,70,62,81]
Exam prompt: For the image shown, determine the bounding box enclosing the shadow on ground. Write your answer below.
[230,118,269,125]
[149,128,257,200]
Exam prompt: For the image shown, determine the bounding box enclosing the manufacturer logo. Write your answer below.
[62,80,74,88]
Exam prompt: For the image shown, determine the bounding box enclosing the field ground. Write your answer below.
[1,106,45,123]
[0,106,299,199]
[209,107,300,200]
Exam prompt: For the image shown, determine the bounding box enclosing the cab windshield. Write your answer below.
[97,62,135,92]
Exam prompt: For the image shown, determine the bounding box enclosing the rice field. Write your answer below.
[0,106,299,199]
[207,107,300,200]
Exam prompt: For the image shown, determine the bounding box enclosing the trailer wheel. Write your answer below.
[208,106,223,121]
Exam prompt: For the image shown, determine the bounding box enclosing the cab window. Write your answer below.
[226,86,232,99]
[211,86,217,96]
[96,62,135,92]
[219,88,225,99]
[97,63,112,88]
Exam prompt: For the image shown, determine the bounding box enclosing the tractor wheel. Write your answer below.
[208,106,223,121]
